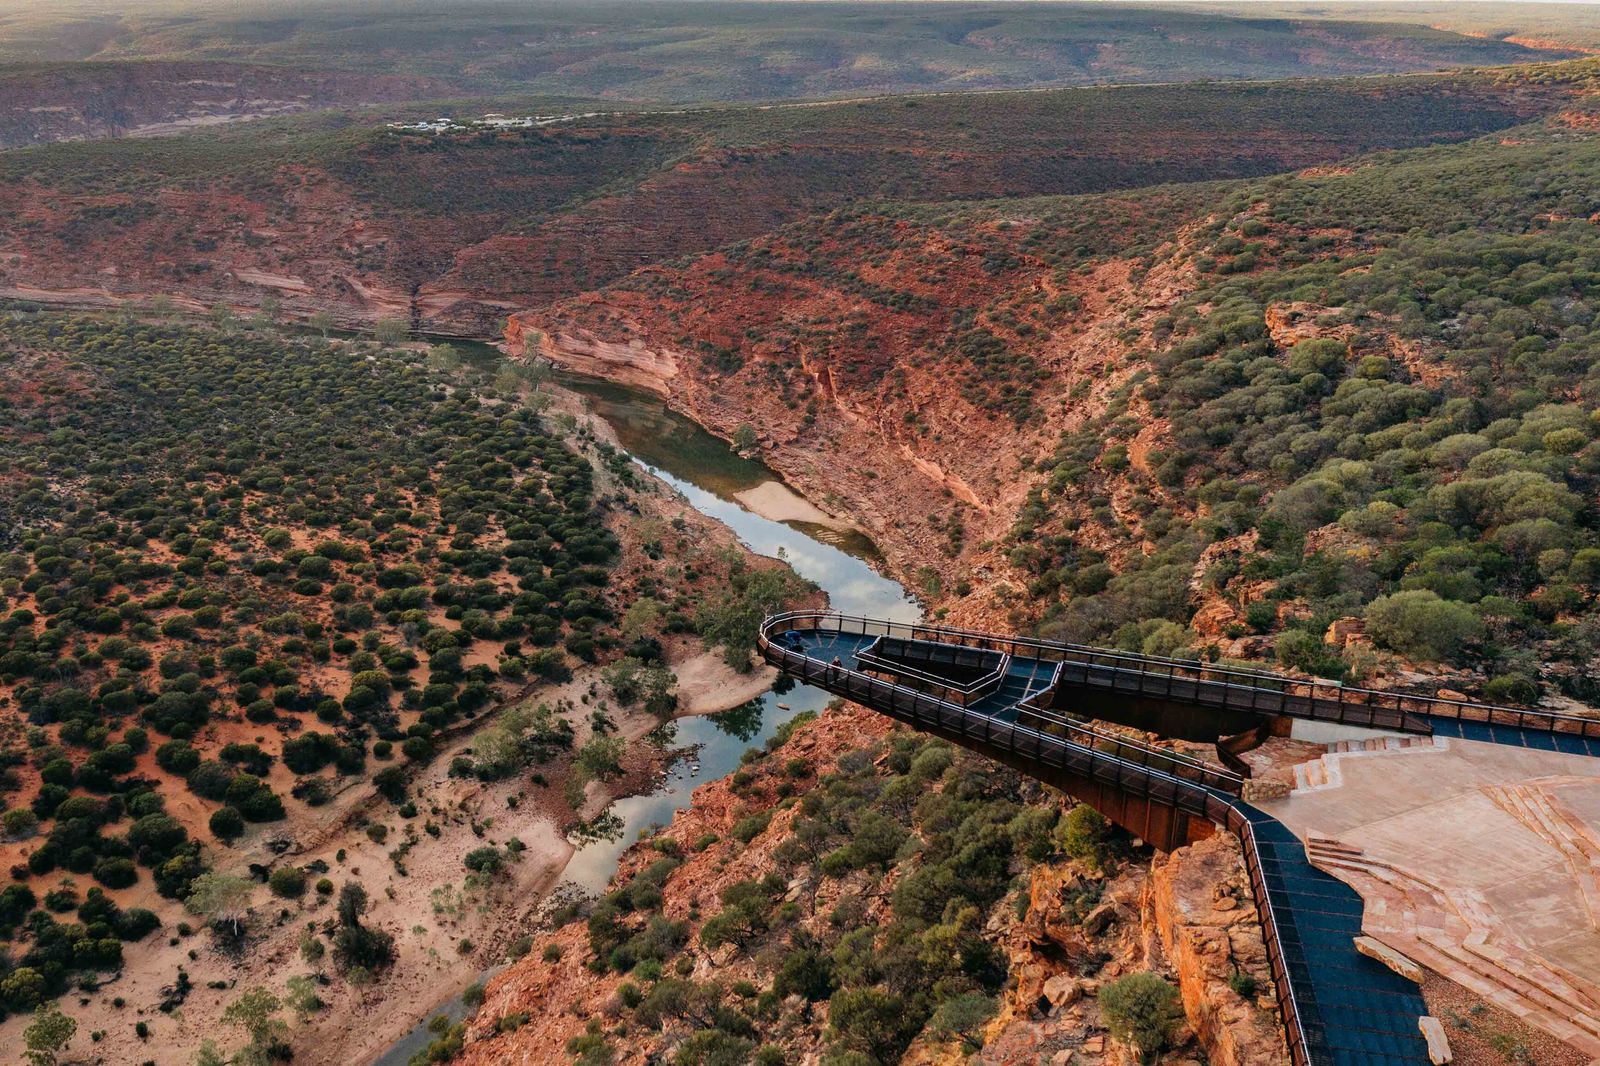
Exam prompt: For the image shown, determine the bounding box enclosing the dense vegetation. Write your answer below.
[1011,123,1600,699]
[0,314,619,1010]
[501,719,1083,1066]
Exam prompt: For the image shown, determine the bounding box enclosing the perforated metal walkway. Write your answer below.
[771,620,1430,1066]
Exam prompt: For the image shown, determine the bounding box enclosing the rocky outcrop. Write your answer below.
[512,317,682,397]
[1148,834,1289,1066]
[449,701,1287,1066]
[979,833,1289,1065]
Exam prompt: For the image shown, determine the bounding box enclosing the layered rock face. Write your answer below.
[982,835,1286,1065]
[1148,836,1290,1066]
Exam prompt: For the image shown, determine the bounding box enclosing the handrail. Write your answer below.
[1226,809,1316,1066]
[762,610,1600,740]
[765,619,1239,793]
[1013,687,1242,791]
[854,636,1010,701]
[759,639,1239,806]
[758,611,1349,1066]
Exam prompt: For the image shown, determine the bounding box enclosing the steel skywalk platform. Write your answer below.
[757,610,1600,1066]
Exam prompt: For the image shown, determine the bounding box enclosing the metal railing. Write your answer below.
[763,610,1600,740]
[760,610,1384,1066]
[853,635,1009,707]
[1011,685,1244,793]
[1224,808,1318,1066]
[760,619,1244,798]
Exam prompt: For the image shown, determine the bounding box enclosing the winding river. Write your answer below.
[376,359,915,1064]
[552,372,918,888]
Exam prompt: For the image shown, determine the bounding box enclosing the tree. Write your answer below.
[427,344,460,372]
[827,986,918,1062]
[374,317,409,345]
[673,1030,754,1066]
[337,881,369,927]
[210,805,245,842]
[334,880,395,974]
[1,967,45,1008]
[1363,589,1481,662]
[308,310,334,338]
[575,735,625,783]
[696,567,813,669]
[3,808,39,839]
[185,871,254,937]
[495,366,525,394]
[462,846,506,876]
[602,657,677,714]
[928,992,997,1052]
[24,1002,76,1066]
[821,810,906,875]
[1099,972,1183,1064]
[284,974,322,1021]
[223,987,287,1065]
[732,423,759,454]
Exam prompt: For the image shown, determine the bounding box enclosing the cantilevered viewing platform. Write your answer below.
[758,611,1600,1066]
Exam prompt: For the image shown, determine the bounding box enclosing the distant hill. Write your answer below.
[0,0,1579,105]
[1206,2,1600,53]
[0,69,1571,333]
[0,60,455,147]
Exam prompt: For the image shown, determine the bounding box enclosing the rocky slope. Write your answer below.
[0,73,1572,335]
[514,109,1600,702]
[510,194,1208,607]
[444,702,1286,1066]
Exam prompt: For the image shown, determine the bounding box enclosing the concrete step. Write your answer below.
[1317,845,1600,1053]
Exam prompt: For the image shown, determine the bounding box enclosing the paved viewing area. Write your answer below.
[1260,737,1600,1057]
[759,611,1600,1066]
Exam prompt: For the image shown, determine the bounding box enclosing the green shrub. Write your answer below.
[1099,972,1183,1064]
[730,812,771,844]
[268,866,306,899]
[1056,805,1124,872]
[1364,590,1481,663]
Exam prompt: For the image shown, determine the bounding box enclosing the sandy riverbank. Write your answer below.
[732,480,852,530]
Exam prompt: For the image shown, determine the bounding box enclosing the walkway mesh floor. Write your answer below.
[1239,807,1430,1065]
[1427,715,1600,757]
[779,627,1434,1066]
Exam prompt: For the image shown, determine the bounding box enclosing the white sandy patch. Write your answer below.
[732,480,851,529]
[671,649,777,717]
